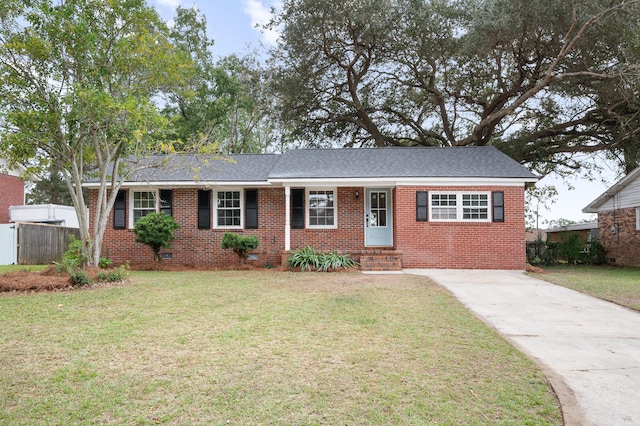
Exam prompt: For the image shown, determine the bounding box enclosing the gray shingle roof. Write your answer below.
[86,147,537,184]
[94,154,281,183]
[269,146,537,179]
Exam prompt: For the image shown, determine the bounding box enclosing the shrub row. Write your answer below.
[287,246,357,272]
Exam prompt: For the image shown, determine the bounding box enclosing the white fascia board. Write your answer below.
[395,177,535,186]
[269,177,535,187]
[83,180,272,189]
[268,178,397,187]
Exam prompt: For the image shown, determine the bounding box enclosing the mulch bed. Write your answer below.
[0,266,72,293]
[0,262,286,294]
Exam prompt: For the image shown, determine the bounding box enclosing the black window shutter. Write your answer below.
[291,188,304,229]
[160,189,173,216]
[113,190,126,229]
[492,191,505,222]
[245,189,258,229]
[416,191,428,222]
[198,189,211,229]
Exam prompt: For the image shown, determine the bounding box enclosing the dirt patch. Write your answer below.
[0,266,71,293]
[526,264,546,274]
[0,266,131,294]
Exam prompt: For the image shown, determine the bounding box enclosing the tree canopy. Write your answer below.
[0,0,191,265]
[268,0,640,175]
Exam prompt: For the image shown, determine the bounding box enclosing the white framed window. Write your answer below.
[129,190,158,227]
[216,190,242,228]
[307,188,337,228]
[431,193,457,220]
[636,207,640,231]
[430,192,490,222]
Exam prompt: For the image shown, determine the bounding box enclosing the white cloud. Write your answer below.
[156,0,182,8]
[242,0,280,45]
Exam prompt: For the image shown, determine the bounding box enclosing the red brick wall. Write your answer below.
[394,186,526,269]
[0,174,25,224]
[91,184,526,269]
[598,208,640,267]
[290,187,365,252]
[94,187,286,267]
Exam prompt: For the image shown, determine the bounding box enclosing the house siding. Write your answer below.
[395,186,526,269]
[597,208,640,267]
[0,174,25,224]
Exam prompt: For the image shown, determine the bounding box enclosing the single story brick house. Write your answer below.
[583,167,640,266]
[85,147,538,270]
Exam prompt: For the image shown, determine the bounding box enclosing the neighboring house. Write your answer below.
[85,147,538,270]
[546,222,598,243]
[584,167,640,266]
[0,160,25,224]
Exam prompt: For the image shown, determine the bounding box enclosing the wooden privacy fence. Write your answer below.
[17,223,80,265]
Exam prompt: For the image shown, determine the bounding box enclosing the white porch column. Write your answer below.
[284,186,291,252]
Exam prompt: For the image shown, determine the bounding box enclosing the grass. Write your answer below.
[530,265,640,311]
[0,264,48,274]
[0,271,561,425]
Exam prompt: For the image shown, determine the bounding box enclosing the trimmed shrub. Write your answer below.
[133,212,180,262]
[221,233,260,263]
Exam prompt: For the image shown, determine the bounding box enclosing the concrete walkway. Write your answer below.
[404,269,640,426]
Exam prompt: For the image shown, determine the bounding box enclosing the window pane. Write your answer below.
[433,207,457,220]
[217,191,241,227]
[309,190,335,227]
[133,191,156,223]
[378,210,387,226]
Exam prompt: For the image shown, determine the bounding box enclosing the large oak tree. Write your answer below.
[268,0,640,174]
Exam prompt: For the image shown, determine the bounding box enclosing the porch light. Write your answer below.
[355,190,360,199]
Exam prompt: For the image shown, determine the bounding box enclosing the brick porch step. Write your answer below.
[359,250,403,272]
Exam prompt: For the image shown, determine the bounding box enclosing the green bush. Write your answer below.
[557,234,585,265]
[54,256,79,274]
[56,235,88,272]
[288,246,357,272]
[69,269,91,286]
[133,212,180,262]
[287,245,320,272]
[583,239,607,265]
[221,233,260,263]
[55,236,91,285]
[98,256,112,268]
[96,264,129,283]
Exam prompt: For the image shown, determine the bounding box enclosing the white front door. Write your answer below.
[365,188,393,247]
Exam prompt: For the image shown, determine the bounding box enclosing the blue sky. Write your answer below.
[149,0,617,226]
[152,0,278,59]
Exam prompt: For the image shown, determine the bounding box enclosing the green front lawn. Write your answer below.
[0,264,48,274]
[0,271,561,425]
[530,265,640,311]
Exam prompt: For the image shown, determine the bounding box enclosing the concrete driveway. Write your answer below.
[404,269,640,426]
